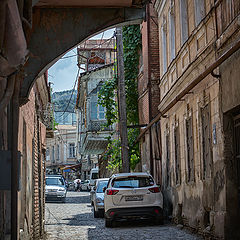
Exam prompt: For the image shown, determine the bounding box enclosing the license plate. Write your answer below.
[125,195,143,201]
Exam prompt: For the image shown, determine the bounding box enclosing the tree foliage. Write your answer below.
[98,73,118,126]
[98,25,142,171]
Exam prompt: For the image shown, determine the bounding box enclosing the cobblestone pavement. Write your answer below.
[45,191,201,240]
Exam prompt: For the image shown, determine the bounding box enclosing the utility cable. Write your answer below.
[55,67,80,118]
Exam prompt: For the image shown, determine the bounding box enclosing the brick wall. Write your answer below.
[138,3,160,121]
[138,2,160,176]
[18,83,46,240]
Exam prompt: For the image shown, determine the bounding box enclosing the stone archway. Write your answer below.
[20,6,145,104]
[0,1,146,239]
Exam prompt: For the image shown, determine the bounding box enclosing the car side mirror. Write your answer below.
[103,187,106,192]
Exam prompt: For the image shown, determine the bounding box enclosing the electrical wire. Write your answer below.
[49,32,116,157]
[56,67,80,118]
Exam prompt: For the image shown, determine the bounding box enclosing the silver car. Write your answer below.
[91,178,109,218]
[45,176,67,203]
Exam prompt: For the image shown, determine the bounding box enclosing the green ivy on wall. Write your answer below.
[98,25,142,171]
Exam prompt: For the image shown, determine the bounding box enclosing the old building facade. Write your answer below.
[76,39,116,178]
[17,74,51,239]
[46,125,79,180]
[151,0,240,239]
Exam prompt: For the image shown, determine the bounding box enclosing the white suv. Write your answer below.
[104,172,163,227]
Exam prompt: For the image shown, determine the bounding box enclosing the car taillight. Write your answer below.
[106,189,119,195]
[148,187,160,193]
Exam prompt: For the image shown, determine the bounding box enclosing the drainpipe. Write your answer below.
[146,3,154,176]
[136,38,240,143]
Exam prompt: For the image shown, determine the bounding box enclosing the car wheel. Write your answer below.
[93,208,99,218]
[100,211,105,218]
[154,216,163,225]
[105,219,114,228]
[61,197,66,203]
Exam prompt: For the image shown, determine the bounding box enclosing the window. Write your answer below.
[91,172,98,180]
[166,134,170,187]
[112,176,154,188]
[201,104,212,179]
[69,143,75,158]
[186,117,194,182]
[90,100,98,119]
[78,141,81,154]
[52,146,55,163]
[72,113,77,125]
[99,105,105,120]
[194,0,205,26]
[169,1,176,61]
[90,94,105,120]
[56,145,60,160]
[96,180,108,193]
[161,16,168,74]
[180,0,189,45]
[46,147,50,161]
[174,127,181,184]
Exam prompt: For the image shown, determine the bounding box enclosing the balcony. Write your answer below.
[87,120,113,132]
[80,120,113,155]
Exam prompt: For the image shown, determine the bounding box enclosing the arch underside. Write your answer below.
[21,7,145,104]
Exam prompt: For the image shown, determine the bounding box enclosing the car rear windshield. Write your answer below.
[96,181,108,193]
[46,178,64,186]
[112,176,154,188]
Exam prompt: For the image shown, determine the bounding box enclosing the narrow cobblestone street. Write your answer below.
[45,191,201,240]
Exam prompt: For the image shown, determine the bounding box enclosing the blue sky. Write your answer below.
[49,29,115,93]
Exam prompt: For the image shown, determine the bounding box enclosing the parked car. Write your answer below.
[45,175,67,202]
[80,180,90,191]
[104,172,163,227]
[91,178,109,218]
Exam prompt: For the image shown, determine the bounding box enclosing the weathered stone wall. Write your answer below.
[154,0,229,238]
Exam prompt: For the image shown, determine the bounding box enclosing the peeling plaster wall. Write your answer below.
[154,0,229,238]
[160,77,226,238]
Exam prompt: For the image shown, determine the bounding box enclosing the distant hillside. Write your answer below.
[52,90,77,112]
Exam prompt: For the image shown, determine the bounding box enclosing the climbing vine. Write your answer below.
[97,75,118,126]
[98,25,142,171]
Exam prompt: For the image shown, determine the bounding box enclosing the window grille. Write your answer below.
[201,104,212,179]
